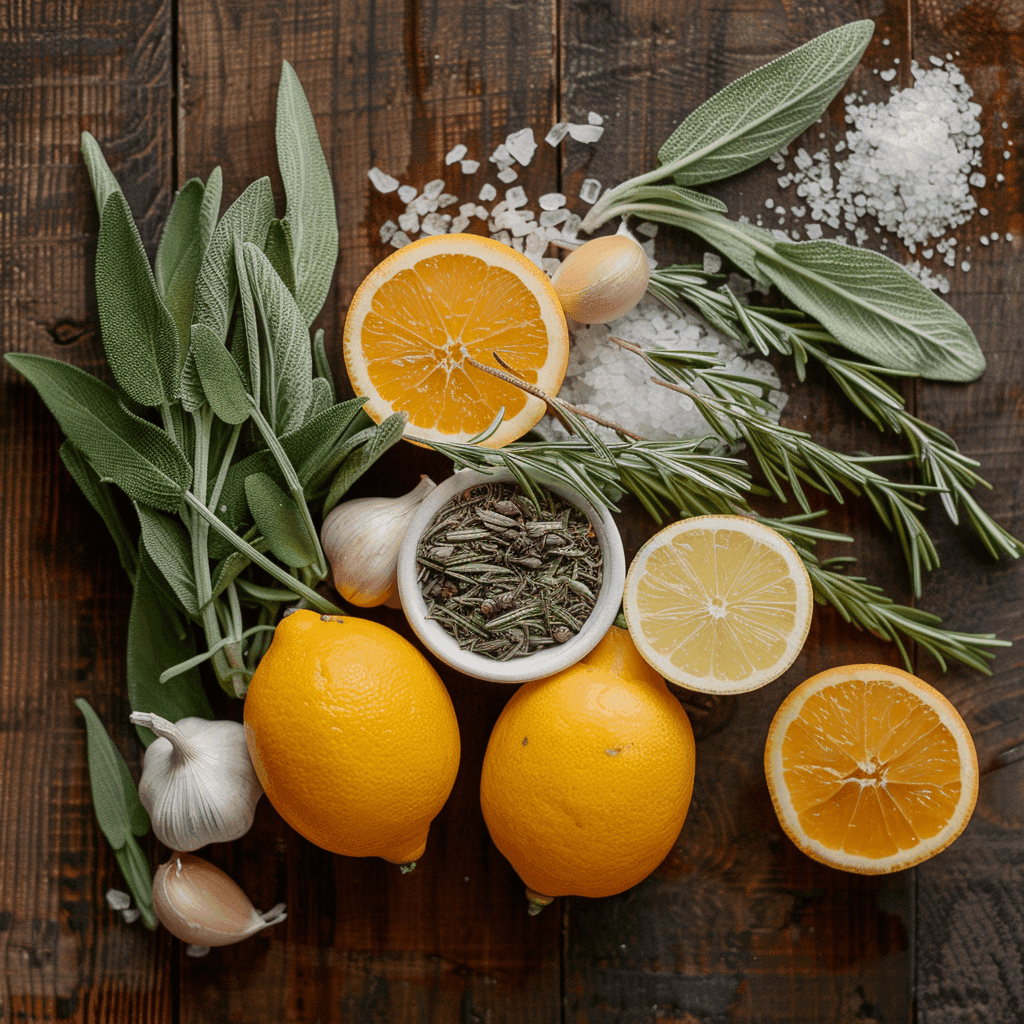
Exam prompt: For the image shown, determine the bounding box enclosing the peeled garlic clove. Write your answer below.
[130,712,263,851]
[153,853,286,947]
[550,234,650,324]
[321,475,435,607]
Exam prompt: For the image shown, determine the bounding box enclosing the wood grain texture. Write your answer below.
[176,1,561,1020]
[0,1,176,1021]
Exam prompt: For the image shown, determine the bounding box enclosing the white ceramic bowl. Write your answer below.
[397,468,626,683]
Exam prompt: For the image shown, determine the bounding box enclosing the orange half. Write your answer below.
[765,663,979,874]
[343,234,569,448]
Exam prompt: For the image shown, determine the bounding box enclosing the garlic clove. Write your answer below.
[152,852,286,947]
[550,234,650,324]
[130,712,264,851]
[321,475,435,607]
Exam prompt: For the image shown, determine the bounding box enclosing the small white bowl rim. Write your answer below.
[397,468,626,683]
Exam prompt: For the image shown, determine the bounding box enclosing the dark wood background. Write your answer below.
[2,0,1022,1020]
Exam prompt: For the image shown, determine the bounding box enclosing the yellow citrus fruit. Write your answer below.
[581,623,664,687]
[243,610,460,864]
[765,663,979,874]
[623,514,813,694]
[343,233,569,448]
[480,647,695,900]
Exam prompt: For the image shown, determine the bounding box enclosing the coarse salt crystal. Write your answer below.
[368,167,399,193]
[588,111,604,125]
[562,213,582,240]
[459,202,477,217]
[880,69,896,81]
[545,122,570,146]
[475,205,489,219]
[379,220,398,242]
[450,215,470,232]
[497,167,518,183]
[420,213,449,236]
[445,144,467,165]
[703,252,722,273]
[460,160,480,175]
[505,186,528,209]
[540,209,568,227]
[991,231,1000,240]
[398,185,417,203]
[1004,150,1012,159]
[567,123,604,144]
[412,195,437,216]
[398,211,419,234]
[636,222,658,237]
[390,230,412,248]
[423,179,445,200]
[539,192,566,210]
[578,178,602,204]
[542,257,561,275]
[436,194,459,208]
[980,235,989,245]
[479,183,497,202]
[1007,233,1014,241]
[505,128,537,166]
[961,260,971,271]
[489,143,511,165]
[106,889,131,911]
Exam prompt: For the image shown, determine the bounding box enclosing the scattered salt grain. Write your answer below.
[122,908,141,924]
[505,128,537,166]
[562,213,582,240]
[475,205,489,219]
[980,207,989,216]
[980,235,989,245]
[539,192,566,210]
[489,143,512,165]
[379,220,398,243]
[445,144,467,165]
[579,178,602,204]
[702,252,722,273]
[1004,150,1012,159]
[961,260,971,271]
[479,183,497,202]
[398,211,419,233]
[880,69,896,82]
[882,37,890,46]
[106,889,131,911]
[437,194,459,208]
[567,123,605,144]
[1007,233,1014,241]
[497,167,518,183]
[459,202,476,217]
[423,179,445,200]
[991,231,1000,240]
[505,186,528,209]
[545,122,570,146]
[368,167,399,193]
[397,184,417,203]
[411,195,437,216]
[539,209,568,227]
[390,230,412,248]
[636,221,658,237]
[460,160,480,175]
[451,215,470,232]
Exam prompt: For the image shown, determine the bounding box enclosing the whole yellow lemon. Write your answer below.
[244,610,460,865]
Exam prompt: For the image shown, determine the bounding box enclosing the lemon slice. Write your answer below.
[343,233,569,448]
[765,663,979,874]
[623,515,813,694]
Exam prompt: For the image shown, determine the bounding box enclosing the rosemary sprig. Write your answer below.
[648,265,1024,564]
[425,385,1006,673]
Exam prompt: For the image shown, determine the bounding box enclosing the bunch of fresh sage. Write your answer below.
[6,63,403,920]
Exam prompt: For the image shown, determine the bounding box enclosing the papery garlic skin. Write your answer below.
[321,476,435,607]
[130,713,263,851]
[550,234,650,324]
[153,852,286,947]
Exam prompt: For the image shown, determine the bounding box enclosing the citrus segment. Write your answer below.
[623,515,813,694]
[344,234,569,447]
[765,663,978,874]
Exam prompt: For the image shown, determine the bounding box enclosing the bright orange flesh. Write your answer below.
[765,664,978,874]
[344,235,569,447]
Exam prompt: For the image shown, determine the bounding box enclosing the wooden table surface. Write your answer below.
[3,1,1023,1021]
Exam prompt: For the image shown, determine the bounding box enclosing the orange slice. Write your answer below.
[623,515,813,694]
[765,664,979,874]
[343,234,569,448]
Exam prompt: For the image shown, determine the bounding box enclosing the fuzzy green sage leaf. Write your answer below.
[80,131,121,220]
[155,178,206,360]
[244,471,318,568]
[190,322,252,424]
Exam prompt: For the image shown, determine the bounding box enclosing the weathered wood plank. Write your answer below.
[176,1,562,1020]
[910,2,1024,1020]
[559,1,922,1020]
[0,1,176,1020]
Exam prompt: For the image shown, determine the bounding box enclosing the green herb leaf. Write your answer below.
[757,241,987,381]
[59,440,139,583]
[198,166,223,252]
[190,322,252,425]
[276,60,339,325]
[265,218,297,296]
[80,132,121,220]
[5,354,192,512]
[307,377,333,420]
[622,184,728,214]
[243,241,313,434]
[192,176,275,346]
[321,412,406,517]
[96,191,181,405]
[155,178,206,360]
[128,545,213,745]
[658,20,874,185]
[244,471,317,568]
[312,328,336,402]
[135,505,199,618]
[233,236,261,397]
[74,698,157,928]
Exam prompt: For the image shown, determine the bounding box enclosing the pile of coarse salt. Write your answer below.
[753,55,1013,294]
[367,119,786,442]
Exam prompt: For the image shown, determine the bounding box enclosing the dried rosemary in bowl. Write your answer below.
[415,482,603,661]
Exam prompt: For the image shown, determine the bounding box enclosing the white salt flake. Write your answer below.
[475,205,489,219]
[505,186,528,209]
[538,192,566,210]
[122,908,141,924]
[980,235,990,245]
[397,185,417,203]
[961,260,971,271]
[540,209,568,227]
[420,213,449,236]
[880,69,897,82]
[479,183,497,202]
[460,159,480,174]
[390,230,412,248]
[980,207,989,216]
[492,230,512,247]
[545,122,570,146]
[459,202,477,217]
[106,889,131,911]
[497,167,518,183]
[561,213,582,240]
[991,231,1000,240]
[930,55,944,66]
[423,179,445,200]
[445,144,467,165]
[636,222,658,237]
[505,127,537,166]
[1007,233,1014,241]
[567,123,604,144]
[436,194,459,208]
[412,195,437,216]
[703,252,722,273]
[489,143,512,165]
[368,167,399,193]
[379,220,398,243]
[1004,150,1012,159]
[525,231,548,256]
[450,215,470,233]
[398,212,419,234]
[578,178,602,204]
[542,257,562,275]
[588,111,604,125]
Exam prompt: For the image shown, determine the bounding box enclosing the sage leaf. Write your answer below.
[265,218,297,296]
[128,545,213,745]
[321,411,406,517]
[233,236,261,398]
[312,328,336,402]
[136,505,199,618]
[276,60,339,325]
[307,377,333,421]
[114,838,158,930]
[5,354,192,512]
[757,241,986,381]
[155,178,205,360]
[96,191,180,405]
[244,472,317,568]
[190,322,252,424]
[243,241,313,434]
[623,184,727,214]
[192,176,275,346]
[198,166,223,252]
[59,440,139,583]
[658,20,874,185]
[80,132,121,220]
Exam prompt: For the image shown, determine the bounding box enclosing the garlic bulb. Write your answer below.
[130,712,263,851]
[321,475,435,607]
[550,234,650,324]
[152,852,286,947]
